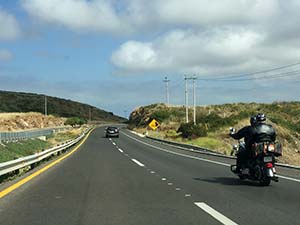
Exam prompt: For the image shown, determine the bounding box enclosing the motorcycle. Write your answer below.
[230,128,282,186]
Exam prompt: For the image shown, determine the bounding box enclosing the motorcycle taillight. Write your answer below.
[266,163,273,168]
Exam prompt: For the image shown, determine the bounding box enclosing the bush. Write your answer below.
[65,117,87,126]
[177,122,207,139]
[197,113,236,132]
[151,110,171,122]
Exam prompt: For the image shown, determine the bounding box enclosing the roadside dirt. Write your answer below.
[0,112,66,131]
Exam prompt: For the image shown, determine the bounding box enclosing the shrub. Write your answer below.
[197,113,236,132]
[151,110,171,122]
[177,122,207,139]
[65,117,87,126]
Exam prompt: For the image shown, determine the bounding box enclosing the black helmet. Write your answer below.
[250,116,257,126]
[256,113,266,122]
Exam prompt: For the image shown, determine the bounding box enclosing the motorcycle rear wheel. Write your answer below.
[238,174,246,180]
[260,177,271,186]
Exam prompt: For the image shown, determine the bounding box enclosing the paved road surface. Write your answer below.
[0,127,299,225]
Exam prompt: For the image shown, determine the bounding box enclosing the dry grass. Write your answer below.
[47,128,84,146]
[133,116,300,166]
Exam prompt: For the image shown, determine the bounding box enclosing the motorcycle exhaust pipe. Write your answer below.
[265,163,275,177]
[267,168,274,177]
[265,163,279,182]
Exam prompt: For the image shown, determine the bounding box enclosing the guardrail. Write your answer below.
[0,128,92,177]
[0,127,71,143]
[145,135,300,170]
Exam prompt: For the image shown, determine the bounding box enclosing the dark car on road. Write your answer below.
[105,127,119,138]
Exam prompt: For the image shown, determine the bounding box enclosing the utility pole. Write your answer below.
[163,76,170,106]
[184,75,197,124]
[185,75,189,123]
[192,76,197,125]
[44,95,47,116]
[89,107,92,122]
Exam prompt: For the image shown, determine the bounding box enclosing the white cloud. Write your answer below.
[21,0,300,77]
[111,28,266,75]
[0,49,13,61]
[111,41,159,71]
[155,0,279,26]
[21,0,280,34]
[22,0,129,34]
[0,9,21,40]
[109,0,300,76]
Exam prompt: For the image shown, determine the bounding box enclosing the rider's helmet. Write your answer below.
[250,116,257,126]
[256,113,266,123]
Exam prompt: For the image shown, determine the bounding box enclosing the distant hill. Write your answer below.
[0,90,125,122]
[129,102,300,166]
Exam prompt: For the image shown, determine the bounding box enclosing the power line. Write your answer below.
[197,61,300,81]
[207,69,300,82]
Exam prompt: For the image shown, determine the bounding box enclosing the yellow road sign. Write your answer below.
[149,119,160,130]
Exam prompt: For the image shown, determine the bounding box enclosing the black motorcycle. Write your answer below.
[230,137,282,186]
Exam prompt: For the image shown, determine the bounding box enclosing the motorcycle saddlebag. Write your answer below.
[251,142,282,156]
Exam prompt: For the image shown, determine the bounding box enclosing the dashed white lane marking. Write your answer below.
[175,188,181,191]
[162,178,167,181]
[131,159,145,167]
[121,131,229,167]
[118,148,124,153]
[185,194,191,197]
[195,202,238,225]
[122,131,300,183]
[112,142,116,146]
[168,183,173,186]
[150,171,155,174]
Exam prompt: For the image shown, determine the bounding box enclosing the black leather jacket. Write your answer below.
[230,125,253,150]
[252,123,276,143]
[230,122,276,150]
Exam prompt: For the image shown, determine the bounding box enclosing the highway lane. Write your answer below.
[114,129,300,225]
[0,126,299,225]
[125,130,300,180]
[0,127,221,225]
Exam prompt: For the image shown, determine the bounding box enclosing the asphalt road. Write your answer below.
[0,127,299,225]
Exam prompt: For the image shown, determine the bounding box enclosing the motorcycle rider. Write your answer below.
[230,113,276,172]
[230,116,257,172]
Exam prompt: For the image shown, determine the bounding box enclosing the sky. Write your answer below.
[1,0,300,117]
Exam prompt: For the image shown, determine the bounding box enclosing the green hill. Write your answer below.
[129,102,300,166]
[0,90,125,123]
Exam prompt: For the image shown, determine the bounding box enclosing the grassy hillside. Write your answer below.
[0,90,125,122]
[129,102,300,166]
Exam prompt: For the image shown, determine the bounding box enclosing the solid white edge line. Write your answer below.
[118,148,124,153]
[277,175,300,183]
[195,202,238,225]
[122,131,300,183]
[131,159,145,167]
